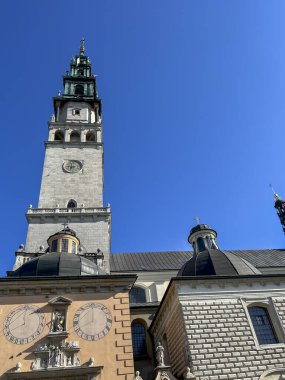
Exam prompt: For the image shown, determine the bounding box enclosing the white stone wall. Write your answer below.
[150,278,285,380]
[179,286,285,379]
[25,217,110,269]
[58,102,96,123]
[38,145,103,208]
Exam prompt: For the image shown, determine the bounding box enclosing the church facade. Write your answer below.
[2,41,285,380]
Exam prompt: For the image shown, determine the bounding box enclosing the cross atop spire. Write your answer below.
[270,184,282,202]
[194,216,200,225]
[61,222,69,231]
[80,38,85,55]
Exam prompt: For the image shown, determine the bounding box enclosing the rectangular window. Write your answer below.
[72,108,81,116]
[248,306,278,345]
[62,239,68,252]
[72,241,76,254]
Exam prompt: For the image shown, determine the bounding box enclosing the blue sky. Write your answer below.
[1,1,285,275]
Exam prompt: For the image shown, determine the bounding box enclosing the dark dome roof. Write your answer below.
[8,253,106,277]
[189,224,217,237]
[49,227,77,240]
[178,249,261,276]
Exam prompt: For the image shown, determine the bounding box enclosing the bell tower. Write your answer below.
[14,40,111,272]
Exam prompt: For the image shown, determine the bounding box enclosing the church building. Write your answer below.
[2,41,285,380]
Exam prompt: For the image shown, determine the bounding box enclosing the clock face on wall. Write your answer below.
[63,160,82,173]
[3,305,45,345]
[73,303,112,341]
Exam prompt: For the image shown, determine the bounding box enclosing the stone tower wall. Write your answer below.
[38,145,103,208]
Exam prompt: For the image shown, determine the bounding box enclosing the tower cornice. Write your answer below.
[48,122,102,129]
[44,141,103,147]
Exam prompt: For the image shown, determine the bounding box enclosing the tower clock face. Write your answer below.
[73,303,112,341]
[63,160,82,173]
[3,305,45,345]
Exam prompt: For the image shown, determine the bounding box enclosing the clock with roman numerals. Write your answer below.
[73,303,112,341]
[3,305,45,345]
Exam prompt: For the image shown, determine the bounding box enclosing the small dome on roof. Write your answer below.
[178,248,261,277]
[49,226,77,240]
[8,252,106,277]
[180,223,261,277]
[189,224,217,238]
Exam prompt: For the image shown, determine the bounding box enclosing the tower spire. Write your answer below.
[270,184,280,201]
[80,37,85,55]
[270,185,285,234]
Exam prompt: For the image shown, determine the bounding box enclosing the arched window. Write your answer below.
[54,130,64,141]
[196,237,206,252]
[86,131,95,142]
[131,322,147,358]
[75,84,84,95]
[248,306,278,345]
[206,235,217,249]
[130,287,146,304]
[61,239,68,253]
[51,240,58,252]
[70,131,80,142]
[67,200,77,209]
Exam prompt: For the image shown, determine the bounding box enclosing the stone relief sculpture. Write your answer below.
[160,371,170,380]
[88,357,95,367]
[31,341,81,370]
[54,346,62,367]
[14,362,22,372]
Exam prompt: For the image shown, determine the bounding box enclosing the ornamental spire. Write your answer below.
[270,184,285,234]
[80,38,85,55]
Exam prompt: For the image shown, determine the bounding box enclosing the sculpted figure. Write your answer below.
[88,357,95,367]
[134,371,143,380]
[53,311,65,332]
[156,341,165,366]
[55,346,61,366]
[15,362,22,372]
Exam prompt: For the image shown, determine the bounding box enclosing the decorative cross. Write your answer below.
[62,222,69,230]
[194,216,200,225]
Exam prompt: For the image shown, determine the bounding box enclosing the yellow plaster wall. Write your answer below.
[0,290,134,380]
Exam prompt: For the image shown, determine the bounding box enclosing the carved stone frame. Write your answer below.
[6,366,103,380]
[48,296,72,335]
